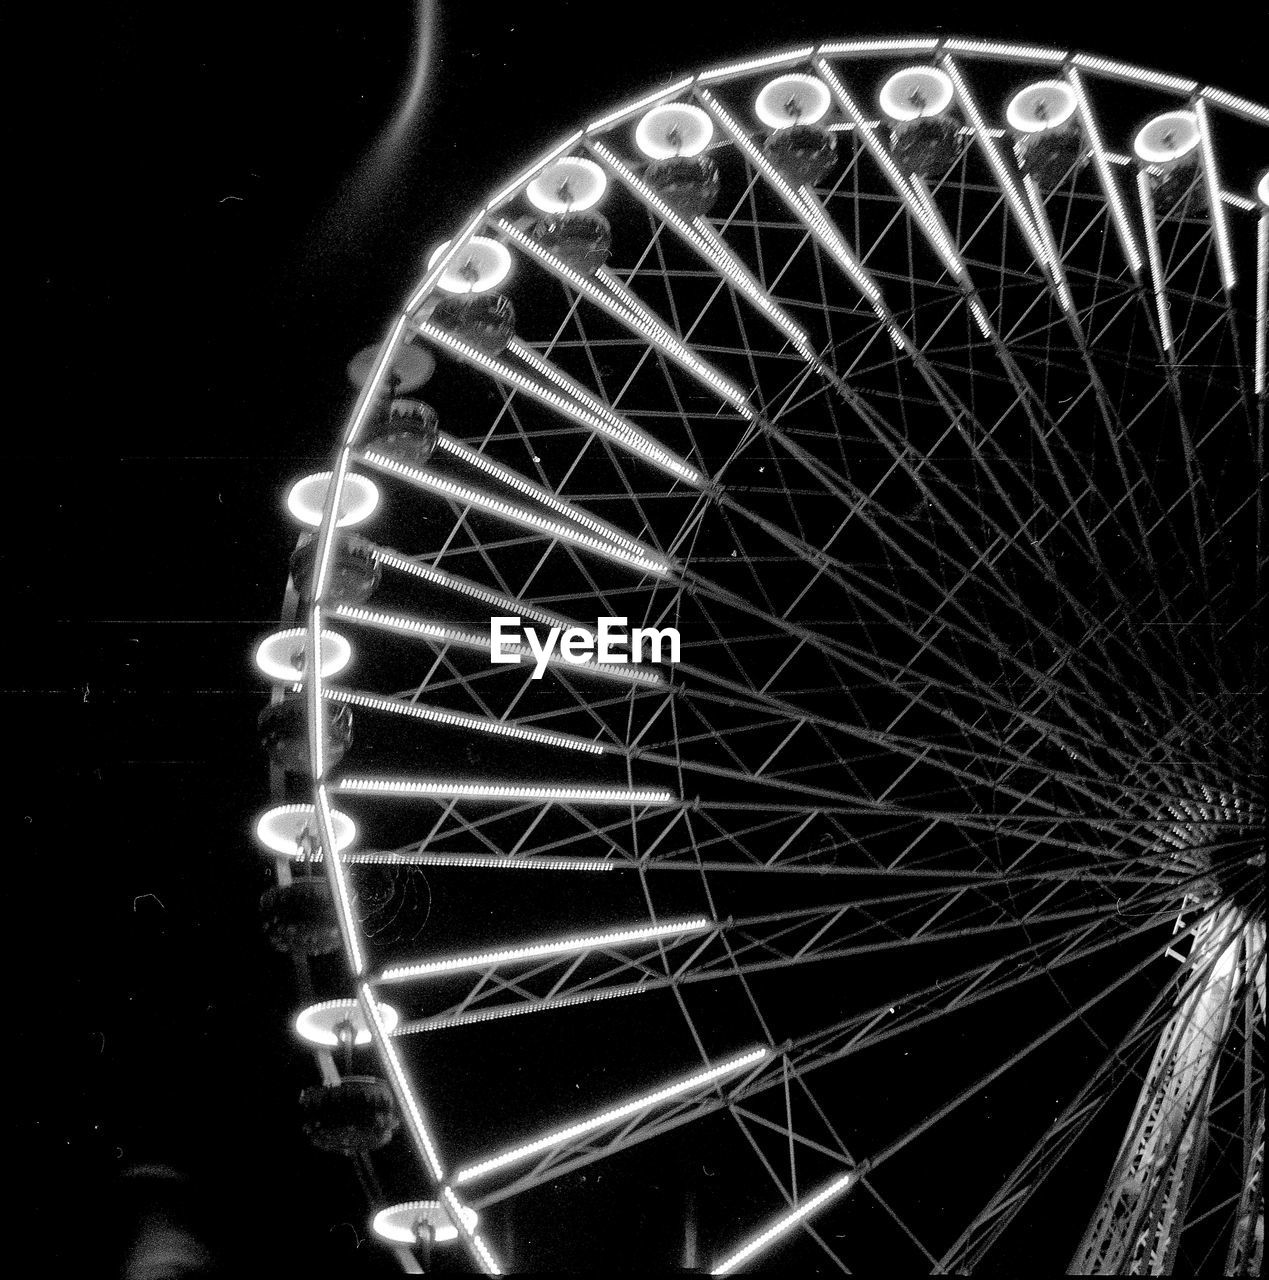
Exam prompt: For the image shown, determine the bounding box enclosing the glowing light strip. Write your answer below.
[1200,87,1269,127]
[586,139,818,361]
[698,88,886,311]
[1023,174,1078,319]
[434,433,655,556]
[817,38,937,55]
[399,981,646,1033]
[440,1186,502,1275]
[411,315,704,486]
[1069,53,1197,95]
[697,47,816,83]
[315,779,366,974]
[711,1170,859,1274]
[361,982,445,1181]
[1222,191,1257,212]
[381,918,709,984]
[1137,170,1175,356]
[942,57,1056,287]
[1064,67,1143,279]
[1256,215,1267,396]
[360,450,673,577]
[378,852,617,873]
[492,216,755,417]
[332,604,663,686]
[371,548,575,631]
[453,1046,768,1184]
[813,60,966,284]
[336,777,680,807]
[406,211,489,315]
[1194,99,1236,293]
[584,77,696,135]
[486,130,586,210]
[322,686,606,755]
[941,39,1066,63]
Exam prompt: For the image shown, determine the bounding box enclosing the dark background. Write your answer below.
[9,2,1261,1271]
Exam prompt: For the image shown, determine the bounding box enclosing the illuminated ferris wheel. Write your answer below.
[252,36,1266,1275]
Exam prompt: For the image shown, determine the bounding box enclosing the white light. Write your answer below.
[372,1200,476,1246]
[1005,81,1077,134]
[254,628,352,682]
[255,803,357,856]
[440,1186,502,1274]
[383,852,616,873]
[380,916,712,983]
[1065,68,1143,278]
[295,998,399,1047]
[879,66,954,122]
[1070,54,1197,95]
[286,471,380,528]
[427,236,513,294]
[941,38,1067,63]
[435,433,654,557]
[697,47,816,84]
[526,156,608,213]
[1138,169,1175,356]
[755,74,831,129]
[411,313,705,486]
[321,685,606,755]
[487,129,586,210]
[817,38,938,55]
[371,548,577,632]
[1133,110,1200,165]
[453,1046,768,1184]
[495,215,754,417]
[1200,87,1269,128]
[361,449,673,576]
[1255,213,1266,395]
[1194,99,1236,293]
[635,103,714,159]
[336,776,679,807]
[584,78,697,135]
[332,604,663,686]
[712,1170,858,1274]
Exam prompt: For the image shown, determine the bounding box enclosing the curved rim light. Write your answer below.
[372,1200,478,1246]
[254,803,358,856]
[1133,110,1201,164]
[254,628,352,682]
[879,66,954,122]
[286,472,381,528]
[526,156,608,212]
[1006,80,1078,133]
[634,102,714,158]
[295,998,400,1047]
[754,73,832,129]
[427,236,513,294]
[1256,171,1269,206]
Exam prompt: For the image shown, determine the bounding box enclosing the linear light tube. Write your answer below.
[379,917,711,983]
[712,1170,859,1274]
[453,1046,768,1184]
[337,777,679,807]
[1194,99,1236,293]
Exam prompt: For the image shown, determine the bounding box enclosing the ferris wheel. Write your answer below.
[251,36,1266,1275]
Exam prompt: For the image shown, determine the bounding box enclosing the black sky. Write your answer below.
[10,2,1262,1272]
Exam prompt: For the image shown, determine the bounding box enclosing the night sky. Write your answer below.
[11,3,1261,1273]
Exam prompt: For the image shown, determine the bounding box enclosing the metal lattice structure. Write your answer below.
[254,37,1266,1275]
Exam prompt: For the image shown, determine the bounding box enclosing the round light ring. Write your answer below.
[755,74,832,130]
[427,236,513,294]
[295,998,400,1047]
[634,103,714,159]
[526,156,608,213]
[372,1200,478,1246]
[254,804,358,856]
[1133,110,1200,165]
[1255,171,1268,207]
[286,472,381,529]
[879,66,955,122]
[1005,80,1078,134]
[254,628,352,682]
